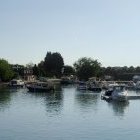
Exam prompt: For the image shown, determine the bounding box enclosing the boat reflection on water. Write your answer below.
[28,86,63,116]
[75,90,100,112]
[135,90,140,94]
[45,91,63,115]
[0,88,12,111]
[107,100,129,117]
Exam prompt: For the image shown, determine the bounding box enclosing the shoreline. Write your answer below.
[0,82,9,88]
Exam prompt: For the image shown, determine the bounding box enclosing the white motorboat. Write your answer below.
[9,79,25,87]
[102,85,128,101]
[135,81,140,90]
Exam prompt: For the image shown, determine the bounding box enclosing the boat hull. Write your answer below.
[77,87,87,90]
[101,95,112,102]
[88,87,102,92]
[112,94,128,101]
[27,86,54,92]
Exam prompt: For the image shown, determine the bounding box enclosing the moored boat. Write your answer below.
[87,81,102,92]
[27,81,55,92]
[135,81,140,90]
[9,79,25,88]
[101,85,128,101]
[88,86,102,92]
[61,77,73,85]
[77,81,87,90]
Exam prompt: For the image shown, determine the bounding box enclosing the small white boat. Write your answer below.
[102,85,128,101]
[107,83,119,89]
[126,81,136,90]
[77,81,87,90]
[9,79,25,87]
[135,81,140,90]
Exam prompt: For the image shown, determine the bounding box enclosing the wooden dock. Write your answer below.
[127,95,140,100]
[101,94,140,101]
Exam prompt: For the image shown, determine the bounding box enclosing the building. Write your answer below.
[24,68,36,82]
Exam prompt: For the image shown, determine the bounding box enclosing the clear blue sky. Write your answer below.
[0,0,140,67]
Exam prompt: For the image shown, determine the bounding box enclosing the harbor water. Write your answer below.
[0,86,140,140]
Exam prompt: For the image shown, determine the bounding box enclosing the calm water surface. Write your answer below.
[0,86,140,140]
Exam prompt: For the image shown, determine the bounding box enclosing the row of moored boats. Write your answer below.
[77,81,128,102]
[9,79,55,92]
[8,79,140,102]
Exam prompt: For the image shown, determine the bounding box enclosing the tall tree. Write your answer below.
[11,64,24,78]
[44,52,64,77]
[33,64,39,77]
[0,59,14,82]
[38,61,46,77]
[74,57,101,81]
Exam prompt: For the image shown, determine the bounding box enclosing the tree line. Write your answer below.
[0,51,140,82]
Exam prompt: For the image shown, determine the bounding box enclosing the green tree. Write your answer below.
[38,61,46,77]
[44,52,64,77]
[11,64,25,78]
[33,64,39,77]
[63,65,75,76]
[0,59,14,82]
[74,57,101,81]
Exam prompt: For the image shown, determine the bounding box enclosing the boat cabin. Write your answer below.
[105,85,126,96]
